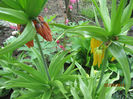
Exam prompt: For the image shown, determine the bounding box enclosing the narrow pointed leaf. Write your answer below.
[111,0,117,25]
[17,0,27,10]
[0,7,28,24]
[41,90,52,99]
[121,0,133,25]
[111,0,126,35]
[91,0,111,32]
[79,78,92,99]
[99,0,111,32]
[71,87,80,99]
[50,23,73,29]
[121,18,133,33]
[13,62,47,83]
[118,35,133,46]
[0,1,9,8]
[75,61,87,78]
[109,43,131,93]
[25,0,47,17]
[31,47,48,80]
[124,46,133,54]
[2,0,22,10]
[6,79,49,90]
[49,51,74,79]
[49,51,68,79]
[66,25,109,41]
[16,91,42,99]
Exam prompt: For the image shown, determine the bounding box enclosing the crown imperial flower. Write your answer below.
[17,16,52,48]
[91,38,104,68]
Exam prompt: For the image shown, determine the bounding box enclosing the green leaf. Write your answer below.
[25,0,47,17]
[2,0,22,10]
[79,78,92,99]
[0,21,35,55]
[13,62,47,83]
[31,47,48,80]
[50,23,73,29]
[98,86,116,99]
[0,7,28,24]
[117,35,133,46]
[56,75,78,82]
[71,87,80,99]
[64,61,75,75]
[66,25,109,41]
[91,0,111,32]
[0,70,11,76]
[121,18,133,33]
[0,1,9,8]
[75,61,87,78]
[99,0,111,32]
[53,80,68,99]
[108,43,131,94]
[92,4,100,26]
[41,90,52,99]
[16,91,43,99]
[111,0,117,26]
[111,0,126,35]
[17,0,27,10]
[49,51,74,80]
[121,0,133,25]
[98,72,112,93]
[124,46,133,54]
[10,70,41,83]
[6,79,49,90]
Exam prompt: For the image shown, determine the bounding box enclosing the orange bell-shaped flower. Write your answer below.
[33,16,52,41]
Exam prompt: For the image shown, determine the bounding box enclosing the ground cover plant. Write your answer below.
[0,0,133,99]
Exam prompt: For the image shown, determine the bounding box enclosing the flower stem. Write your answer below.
[35,34,51,81]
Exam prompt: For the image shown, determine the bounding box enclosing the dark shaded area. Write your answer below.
[0,89,13,99]
[0,25,12,46]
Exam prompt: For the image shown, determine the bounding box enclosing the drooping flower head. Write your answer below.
[17,16,52,48]
[91,38,104,68]
[33,16,52,41]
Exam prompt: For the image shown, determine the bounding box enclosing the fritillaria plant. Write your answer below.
[0,0,52,80]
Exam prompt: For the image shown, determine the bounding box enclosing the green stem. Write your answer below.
[96,48,108,93]
[35,34,51,81]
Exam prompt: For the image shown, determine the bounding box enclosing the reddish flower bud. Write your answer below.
[56,40,60,44]
[33,16,52,41]
[59,45,65,50]
[25,40,34,48]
